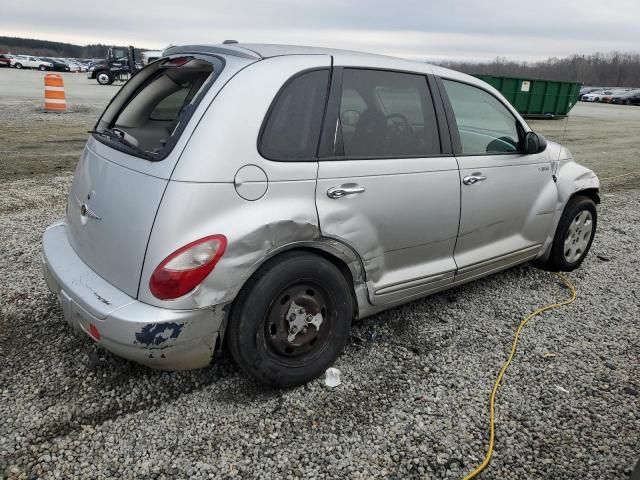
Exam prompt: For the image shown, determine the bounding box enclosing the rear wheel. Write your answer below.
[96,71,114,85]
[540,195,597,272]
[227,252,353,387]
[15,63,22,69]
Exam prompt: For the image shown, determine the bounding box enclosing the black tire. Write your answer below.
[227,251,354,387]
[541,195,597,272]
[38,65,47,71]
[15,63,22,69]
[96,71,114,85]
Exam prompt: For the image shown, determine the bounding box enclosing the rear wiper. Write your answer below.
[88,129,156,160]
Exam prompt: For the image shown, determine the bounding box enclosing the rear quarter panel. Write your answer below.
[138,181,319,309]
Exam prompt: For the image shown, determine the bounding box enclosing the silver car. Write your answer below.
[42,43,599,386]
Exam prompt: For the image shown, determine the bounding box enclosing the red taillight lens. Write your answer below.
[149,235,227,300]
[161,56,194,68]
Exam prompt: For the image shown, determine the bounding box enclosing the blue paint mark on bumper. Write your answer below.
[135,322,185,346]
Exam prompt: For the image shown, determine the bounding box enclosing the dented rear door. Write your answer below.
[316,65,460,306]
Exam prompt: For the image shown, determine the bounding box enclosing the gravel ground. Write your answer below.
[0,76,638,478]
[0,173,638,479]
[0,103,101,180]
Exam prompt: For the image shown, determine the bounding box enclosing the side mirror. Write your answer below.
[523,132,547,154]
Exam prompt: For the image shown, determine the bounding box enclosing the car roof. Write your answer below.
[163,42,479,86]
[165,42,394,60]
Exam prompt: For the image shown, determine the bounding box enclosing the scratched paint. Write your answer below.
[135,322,184,346]
[93,291,111,306]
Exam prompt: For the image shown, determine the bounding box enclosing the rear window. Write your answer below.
[94,55,223,161]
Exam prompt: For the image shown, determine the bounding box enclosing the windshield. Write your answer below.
[94,55,223,161]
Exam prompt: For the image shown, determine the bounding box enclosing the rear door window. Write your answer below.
[338,69,440,158]
[94,55,223,161]
[259,69,330,161]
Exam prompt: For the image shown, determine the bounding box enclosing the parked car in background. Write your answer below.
[42,43,600,387]
[41,57,71,72]
[72,60,89,72]
[0,54,11,67]
[610,89,640,105]
[579,86,601,97]
[12,55,53,70]
[59,59,79,72]
[581,90,614,102]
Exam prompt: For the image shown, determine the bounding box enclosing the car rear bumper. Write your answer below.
[42,221,228,370]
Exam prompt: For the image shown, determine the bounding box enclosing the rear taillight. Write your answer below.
[149,235,227,300]
[161,56,194,68]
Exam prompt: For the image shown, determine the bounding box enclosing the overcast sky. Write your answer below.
[2,0,639,62]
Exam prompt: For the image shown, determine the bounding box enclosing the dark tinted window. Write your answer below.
[442,79,521,155]
[339,69,440,158]
[260,69,330,161]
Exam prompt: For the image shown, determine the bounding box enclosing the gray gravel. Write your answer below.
[0,173,638,479]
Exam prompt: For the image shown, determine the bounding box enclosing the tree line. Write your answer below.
[0,36,149,59]
[438,52,640,87]
[2,36,639,86]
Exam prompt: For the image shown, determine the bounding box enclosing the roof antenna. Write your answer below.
[223,40,239,44]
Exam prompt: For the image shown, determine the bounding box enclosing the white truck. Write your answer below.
[12,55,53,71]
[140,50,163,65]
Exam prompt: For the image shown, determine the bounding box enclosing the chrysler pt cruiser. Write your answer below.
[42,43,599,386]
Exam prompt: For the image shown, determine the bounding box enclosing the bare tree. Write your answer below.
[437,52,640,87]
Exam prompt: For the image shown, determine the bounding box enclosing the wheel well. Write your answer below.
[289,247,359,318]
[221,246,361,349]
[574,188,600,205]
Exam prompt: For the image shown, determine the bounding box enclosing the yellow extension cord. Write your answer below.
[463,168,638,478]
[463,273,577,479]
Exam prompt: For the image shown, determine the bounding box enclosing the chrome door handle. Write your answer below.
[462,174,487,185]
[327,185,366,199]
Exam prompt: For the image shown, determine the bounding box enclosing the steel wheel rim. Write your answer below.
[263,282,331,363]
[564,210,593,263]
[98,73,109,84]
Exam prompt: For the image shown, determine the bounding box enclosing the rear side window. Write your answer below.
[259,69,330,161]
[442,79,522,155]
[338,69,440,158]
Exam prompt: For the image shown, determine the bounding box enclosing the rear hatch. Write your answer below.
[66,52,254,298]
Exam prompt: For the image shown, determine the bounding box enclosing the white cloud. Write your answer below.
[2,0,639,61]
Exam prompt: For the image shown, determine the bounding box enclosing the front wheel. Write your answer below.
[540,195,597,272]
[15,63,22,69]
[96,71,114,85]
[38,65,47,71]
[226,251,354,387]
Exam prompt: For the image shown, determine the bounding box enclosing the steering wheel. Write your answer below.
[385,113,412,139]
[486,136,517,153]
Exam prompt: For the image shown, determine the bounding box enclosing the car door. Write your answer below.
[438,77,557,282]
[28,56,37,68]
[315,66,461,306]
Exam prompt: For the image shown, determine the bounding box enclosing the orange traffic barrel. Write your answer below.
[44,74,66,112]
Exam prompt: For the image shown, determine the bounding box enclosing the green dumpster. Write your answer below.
[474,74,581,119]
